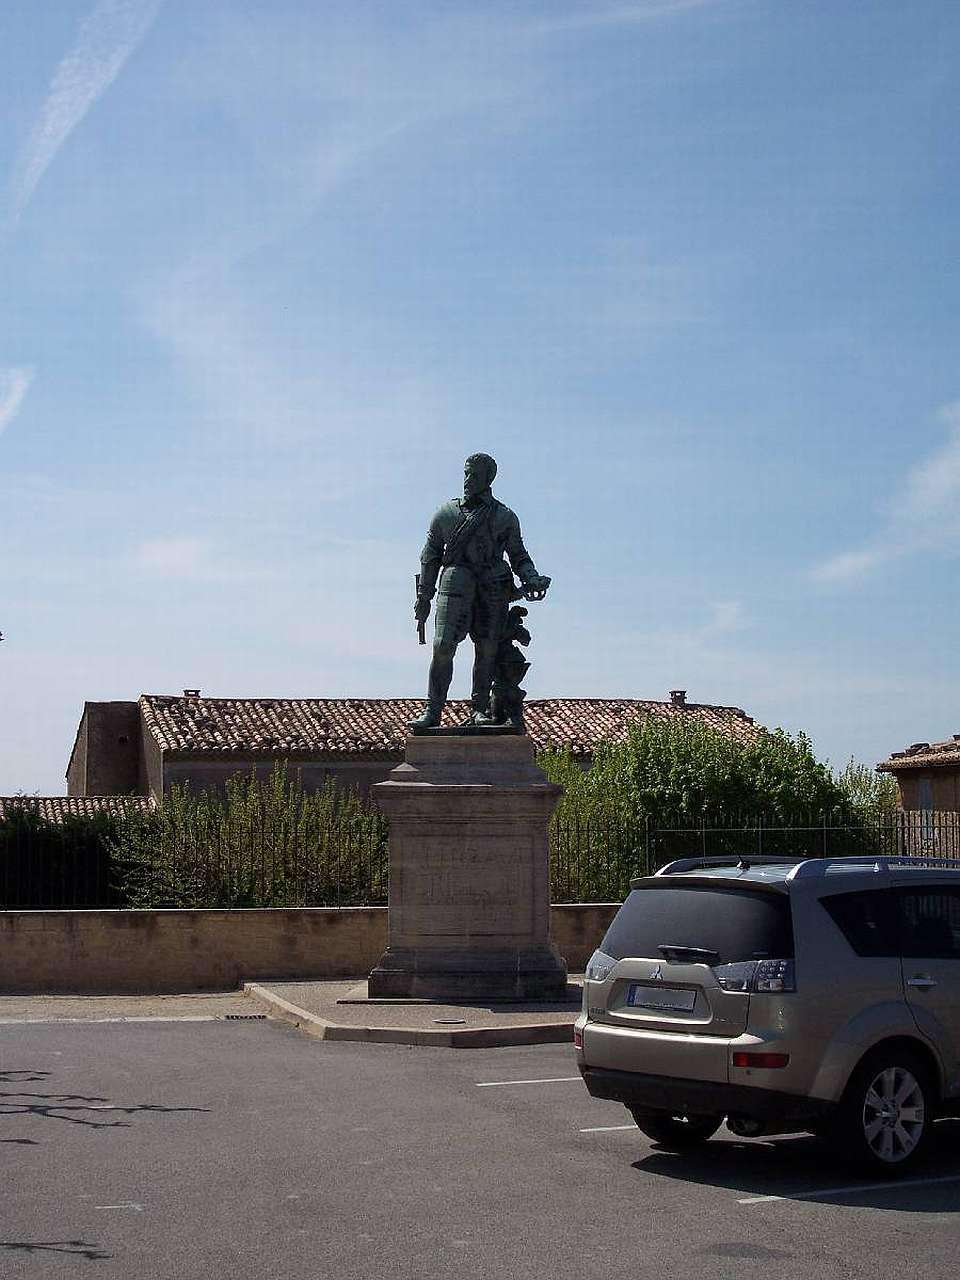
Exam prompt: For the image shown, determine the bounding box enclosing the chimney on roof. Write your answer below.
[183,688,200,698]
[670,689,687,708]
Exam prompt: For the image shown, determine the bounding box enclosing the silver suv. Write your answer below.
[575,855,960,1174]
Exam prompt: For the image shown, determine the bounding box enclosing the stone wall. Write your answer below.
[0,904,618,994]
[160,757,396,799]
[895,769,960,812]
[66,701,140,797]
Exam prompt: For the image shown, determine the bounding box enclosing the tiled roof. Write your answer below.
[0,796,152,823]
[140,694,762,758]
[879,737,960,772]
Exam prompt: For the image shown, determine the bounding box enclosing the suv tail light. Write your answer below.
[713,959,795,993]
[585,950,616,982]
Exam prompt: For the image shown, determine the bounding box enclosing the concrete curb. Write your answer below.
[243,982,576,1049]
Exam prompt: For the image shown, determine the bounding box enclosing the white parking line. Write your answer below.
[579,1124,637,1133]
[475,1076,582,1088]
[738,1173,960,1205]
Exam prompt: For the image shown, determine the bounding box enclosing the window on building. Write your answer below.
[918,776,935,846]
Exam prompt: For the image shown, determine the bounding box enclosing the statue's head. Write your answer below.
[464,452,497,499]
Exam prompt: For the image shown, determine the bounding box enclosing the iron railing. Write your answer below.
[550,809,960,901]
[2,803,959,909]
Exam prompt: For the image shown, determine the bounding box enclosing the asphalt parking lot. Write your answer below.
[2,1017,959,1279]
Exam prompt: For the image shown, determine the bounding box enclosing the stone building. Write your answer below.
[878,735,960,812]
[65,689,763,801]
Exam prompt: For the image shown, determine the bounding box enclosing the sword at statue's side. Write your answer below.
[415,573,426,645]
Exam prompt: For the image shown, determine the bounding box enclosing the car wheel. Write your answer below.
[833,1051,933,1176]
[630,1111,723,1148]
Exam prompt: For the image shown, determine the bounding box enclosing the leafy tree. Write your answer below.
[539,719,850,827]
[834,759,898,811]
[112,765,386,908]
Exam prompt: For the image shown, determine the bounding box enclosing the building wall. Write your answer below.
[0,904,618,994]
[66,702,140,796]
[896,769,960,812]
[140,717,164,800]
[160,757,397,798]
[65,716,87,797]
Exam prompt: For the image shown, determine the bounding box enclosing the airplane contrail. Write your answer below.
[6,0,165,227]
[0,367,35,435]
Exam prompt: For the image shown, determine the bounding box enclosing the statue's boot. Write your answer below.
[409,702,442,731]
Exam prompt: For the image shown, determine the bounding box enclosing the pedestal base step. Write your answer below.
[368,944,568,1002]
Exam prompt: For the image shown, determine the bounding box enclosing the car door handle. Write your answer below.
[907,976,938,989]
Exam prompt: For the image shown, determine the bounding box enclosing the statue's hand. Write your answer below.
[522,574,551,602]
[414,596,432,623]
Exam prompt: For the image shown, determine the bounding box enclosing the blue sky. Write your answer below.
[2,0,959,793]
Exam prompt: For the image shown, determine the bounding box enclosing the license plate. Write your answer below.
[627,984,697,1012]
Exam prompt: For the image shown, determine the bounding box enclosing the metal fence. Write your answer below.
[0,804,391,910]
[550,809,960,902]
[0,809,121,909]
[2,804,960,909]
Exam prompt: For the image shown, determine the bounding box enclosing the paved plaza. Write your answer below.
[2,1010,959,1279]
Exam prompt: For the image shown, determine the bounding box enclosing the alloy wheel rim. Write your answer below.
[862,1066,925,1163]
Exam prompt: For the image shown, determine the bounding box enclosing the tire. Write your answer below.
[831,1050,934,1176]
[630,1111,723,1149]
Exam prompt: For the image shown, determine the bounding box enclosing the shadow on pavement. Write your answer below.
[630,1120,960,1212]
[0,1240,112,1261]
[1,1067,210,1135]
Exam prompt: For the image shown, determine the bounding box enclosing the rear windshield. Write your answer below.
[601,885,794,964]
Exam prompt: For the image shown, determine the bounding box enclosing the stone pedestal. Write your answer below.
[368,735,568,1000]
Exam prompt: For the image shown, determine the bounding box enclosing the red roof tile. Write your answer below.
[139,694,762,758]
[0,796,152,823]
[879,737,960,772]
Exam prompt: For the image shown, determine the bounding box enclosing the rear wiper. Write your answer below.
[658,944,720,963]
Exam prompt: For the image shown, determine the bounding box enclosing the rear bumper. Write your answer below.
[580,1066,832,1129]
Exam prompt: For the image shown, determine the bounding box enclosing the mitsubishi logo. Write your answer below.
[650,964,663,981]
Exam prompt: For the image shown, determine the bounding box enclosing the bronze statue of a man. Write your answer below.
[411,453,551,730]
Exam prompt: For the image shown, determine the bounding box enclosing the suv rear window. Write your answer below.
[600,885,794,963]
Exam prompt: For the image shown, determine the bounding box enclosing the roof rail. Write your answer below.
[655,854,803,877]
[786,855,960,881]
[653,854,960,881]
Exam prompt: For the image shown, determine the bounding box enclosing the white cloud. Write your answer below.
[902,402,960,518]
[808,549,883,585]
[6,0,164,226]
[530,0,728,34]
[701,599,748,637]
[135,537,209,578]
[0,366,35,435]
[141,269,448,460]
[809,401,960,586]
[133,536,283,586]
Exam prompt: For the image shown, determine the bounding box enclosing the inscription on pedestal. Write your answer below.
[368,735,568,1000]
[393,836,533,939]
